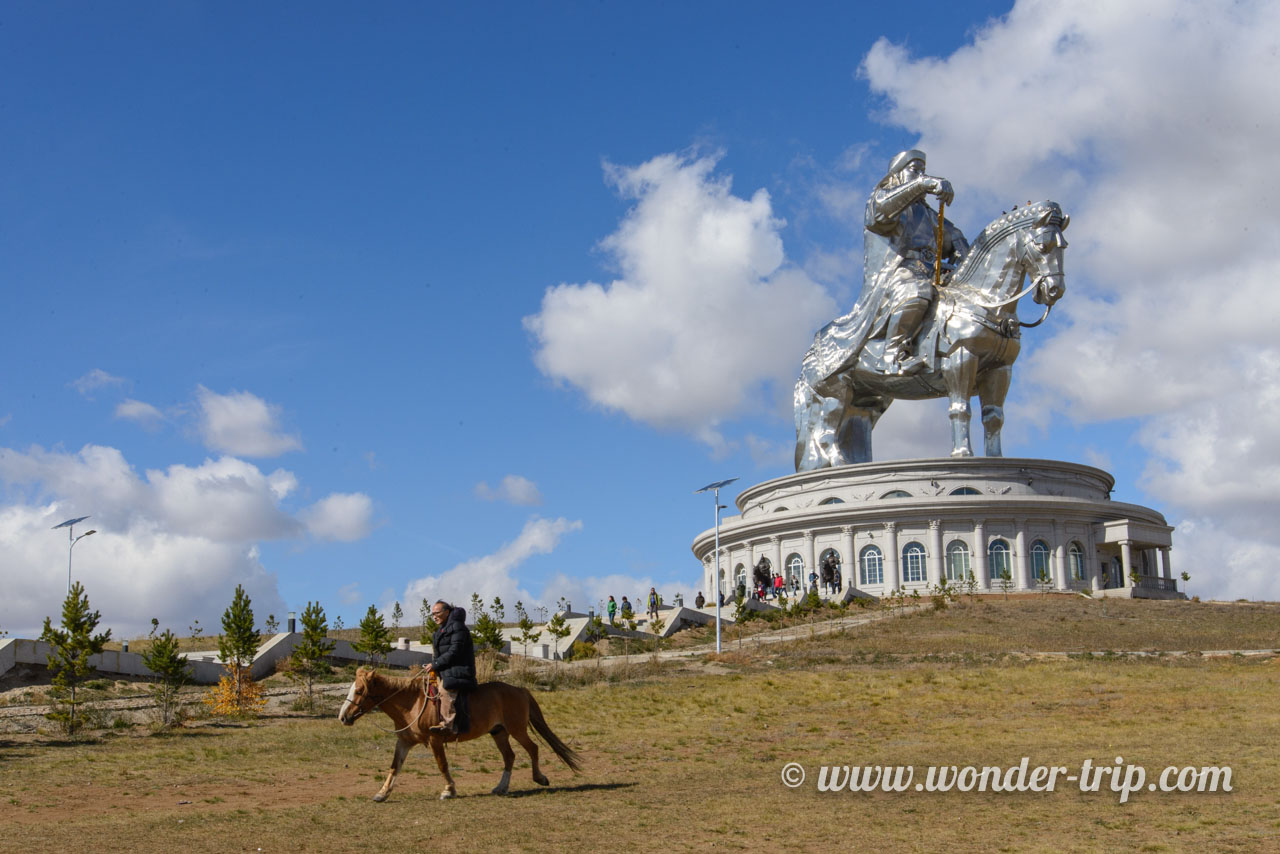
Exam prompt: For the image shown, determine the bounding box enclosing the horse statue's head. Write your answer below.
[951,200,1070,312]
[337,666,378,725]
[1021,202,1069,307]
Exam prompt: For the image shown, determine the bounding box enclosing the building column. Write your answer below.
[770,536,783,585]
[842,526,856,594]
[1014,523,1030,591]
[927,520,944,587]
[884,522,900,593]
[1085,525,1102,590]
[803,531,817,591]
[1161,547,1173,580]
[1053,520,1067,590]
[974,522,989,590]
[1120,540,1134,588]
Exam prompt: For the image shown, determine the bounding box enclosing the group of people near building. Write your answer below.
[604,588,663,625]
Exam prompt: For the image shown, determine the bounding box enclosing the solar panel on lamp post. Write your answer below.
[694,478,737,654]
[52,516,96,592]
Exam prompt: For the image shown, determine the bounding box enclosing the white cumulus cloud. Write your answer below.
[858,0,1280,599]
[115,398,166,429]
[71,368,125,397]
[196,386,303,458]
[404,517,582,611]
[525,152,836,444]
[474,475,543,506]
[0,443,372,636]
[300,492,375,542]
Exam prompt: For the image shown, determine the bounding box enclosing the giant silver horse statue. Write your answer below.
[794,162,1069,471]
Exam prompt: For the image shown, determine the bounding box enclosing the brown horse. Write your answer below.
[337,667,582,802]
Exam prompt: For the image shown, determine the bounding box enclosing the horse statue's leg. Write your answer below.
[429,737,458,799]
[835,399,883,465]
[489,727,516,795]
[372,736,412,803]
[794,375,845,471]
[941,347,979,457]
[977,363,1014,457]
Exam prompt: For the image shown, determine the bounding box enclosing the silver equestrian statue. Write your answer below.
[794,149,1069,470]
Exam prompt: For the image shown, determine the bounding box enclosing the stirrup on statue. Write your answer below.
[894,352,928,375]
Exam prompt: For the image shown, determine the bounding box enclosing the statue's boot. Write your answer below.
[884,298,929,375]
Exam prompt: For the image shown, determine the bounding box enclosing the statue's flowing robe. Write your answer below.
[801,196,967,391]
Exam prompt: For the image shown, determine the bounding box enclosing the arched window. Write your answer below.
[945,540,970,582]
[1030,540,1051,585]
[881,489,912,499]
[859,545,883,586]
[1068,542,1086,581]
[950,486,981,495]
[786,553,805,587]
[988,539,1012,585]
[902,542,926,583]
[734,563,746,590]
[819,497,845,505]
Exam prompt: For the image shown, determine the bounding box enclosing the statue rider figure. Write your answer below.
[864,150,969,375]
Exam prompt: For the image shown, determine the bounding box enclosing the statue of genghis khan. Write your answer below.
[863,149,969,375]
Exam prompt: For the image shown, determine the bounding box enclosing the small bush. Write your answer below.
[566,640,598,661]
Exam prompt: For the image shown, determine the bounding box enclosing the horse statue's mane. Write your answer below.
[949,201,1066,287]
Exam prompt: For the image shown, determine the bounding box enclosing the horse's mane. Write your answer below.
[362,668,425,690]
[949,201,1064,286]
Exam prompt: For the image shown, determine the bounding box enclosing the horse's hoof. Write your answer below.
[439,790,454,800]
[534,774,550,787]
[491,786,509,796]
[372,792,388,803]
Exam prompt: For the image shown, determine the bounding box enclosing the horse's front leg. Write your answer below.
[942,346,978,458]
[430,737,458,800]
[372,736,411,803]
[978,362,1015,457]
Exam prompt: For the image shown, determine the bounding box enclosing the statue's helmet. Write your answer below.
[879,149,927,186]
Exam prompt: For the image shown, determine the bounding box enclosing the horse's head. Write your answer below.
[1020,202,1069,307]
[337,666,378,726]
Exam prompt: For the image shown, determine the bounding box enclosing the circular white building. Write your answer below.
[692,458,1177,600]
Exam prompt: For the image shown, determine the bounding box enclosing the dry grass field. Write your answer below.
[3,598,1278,853]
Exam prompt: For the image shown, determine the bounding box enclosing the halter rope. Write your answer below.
[361,668,434,735]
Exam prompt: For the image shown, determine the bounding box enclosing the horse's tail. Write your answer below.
[525,689,582,773]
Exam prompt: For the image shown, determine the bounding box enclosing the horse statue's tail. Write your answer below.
[526,690,583,773]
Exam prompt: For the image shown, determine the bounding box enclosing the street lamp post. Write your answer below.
[52,516,96,592]
[695,478,738,654]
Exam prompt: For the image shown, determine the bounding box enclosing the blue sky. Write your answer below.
[4,1,1278,637]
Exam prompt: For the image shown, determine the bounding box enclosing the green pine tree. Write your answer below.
[141,624,190,727]
[216,584,260,714]
[514,601,542,658]
[390,601,403,630]
[468,592,505,653]
[39,581,111,734]
[546,610,571,664]
[419,598,438,644]
[287,601,335,711]
[351,604,392,666]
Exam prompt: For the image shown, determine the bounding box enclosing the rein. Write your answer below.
[361,669,435,735]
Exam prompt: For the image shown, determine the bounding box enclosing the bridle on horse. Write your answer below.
[348,668,438,735]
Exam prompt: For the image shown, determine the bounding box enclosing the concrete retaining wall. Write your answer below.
[0,634,435,685]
